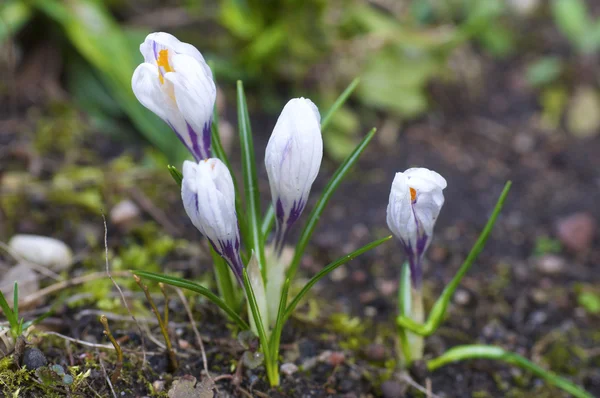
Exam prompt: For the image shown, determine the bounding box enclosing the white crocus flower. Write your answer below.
[182,159,243,283]
[386,168,447,286]
[265,98,323,254]
[132,32,216,160]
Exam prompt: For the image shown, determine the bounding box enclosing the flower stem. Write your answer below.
[397,262,424,366]
[427,345,593,398]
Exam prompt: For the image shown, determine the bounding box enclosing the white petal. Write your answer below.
[132,63,170,122]
[265,98,323,226]
[165,53,216,148]
[405,168,447,190]
[386,172,417,247]
[139,32,212,78]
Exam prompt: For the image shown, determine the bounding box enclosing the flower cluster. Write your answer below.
[132,32,323,281]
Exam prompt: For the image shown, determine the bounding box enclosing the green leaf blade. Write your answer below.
[237,81,266,279]
[133,270,249,330]
[285,235,391,320]
[286,127,377,282]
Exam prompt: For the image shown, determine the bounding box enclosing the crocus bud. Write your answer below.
[132,32,216,160]
[386,168,447,287]
[182,159,243,282]
[265,98,323,253]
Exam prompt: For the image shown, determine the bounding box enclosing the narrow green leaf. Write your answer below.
[0,289,16,327]
[12,282,18,329]
[427,345,593,398]
[397,181,512,336]
[286,128,377,282]
[167,165,183,187]
[285,235,391,319]
[237,81,266,280]
[321,78,360,132]
[242,268,273,374]
[133,270,249,330]
[210,246,239,311]
[0,1,32,41]
[261,204,275,242]
[269,277,290,361]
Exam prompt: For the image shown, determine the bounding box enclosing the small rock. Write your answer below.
[9,235,72,272]
[351,270,367,284]
[555,212,596,252]
[153,380,165,393]
[513,133,535,154]
[381,380,405,398]
[280,362,298,376]
[364,343,386,362]
[454,289,471,306]
[377,279,397,297]
[177,339,191,350]
[110,200,141,228]
[410,360,429,383]
[21,347,47,369]
[300,356,318,371]
[330,266,348,282]
[364,306,378,317]
[0,263,39,309]
[328,351,345,366]
[567,86,600,138]
[535,255,566,275]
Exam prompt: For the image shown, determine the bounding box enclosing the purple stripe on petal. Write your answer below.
[187,122,203,161]
[167,120,197,160]
[402,242,422,288]
[275,198,285,222]
[286,199,305,227]
[202,121,212,159]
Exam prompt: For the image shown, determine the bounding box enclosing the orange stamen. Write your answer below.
[410,187,417,202]
[156,49,174,84]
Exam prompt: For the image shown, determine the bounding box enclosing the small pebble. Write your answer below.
[0,263,39,308]
[280,362,298,376]
[21,347,47,369]
[300,357,318,371]
[535,255,565,275]
[454,289,471,306]
[152,380,165,392]
[330,266,348,282]
[351,270,367,284]
[381,380,405,398]
[110,199,141,227]
[9,235,72,272]
[377,280,397,297]
[364,306,378,317]
[364,343,386,362]
[555,212,597,252]
[177,339,191,350]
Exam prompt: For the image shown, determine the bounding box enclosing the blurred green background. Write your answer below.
[2,0,600,162]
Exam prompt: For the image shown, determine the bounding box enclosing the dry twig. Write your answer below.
[100,315,123,384]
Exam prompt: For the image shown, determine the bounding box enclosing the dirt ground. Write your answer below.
[1,15,600,398]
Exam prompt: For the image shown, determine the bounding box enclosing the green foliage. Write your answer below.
[533,235,562,256]
[526,58,564,88]
[32,0,188,162]
[575,284,600,315]
[552,0,600,54]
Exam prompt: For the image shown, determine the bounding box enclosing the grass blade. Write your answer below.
[286,127,377,282]
[261,204,275,242]
[0,1,32,42]
[269,277,290,362]
[133,270,248,330]
[427,345,592,398]
[33,0,187,161]
[242,268,278,386]
[167,165,183,187]
[12,282,18,329]
[397,181,512,336]
[285,235,391,320]
[320,77,360,132]
[237,81,266,280]
[0,290,16,327]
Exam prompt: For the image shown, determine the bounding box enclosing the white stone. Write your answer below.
[9,235,73,272]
